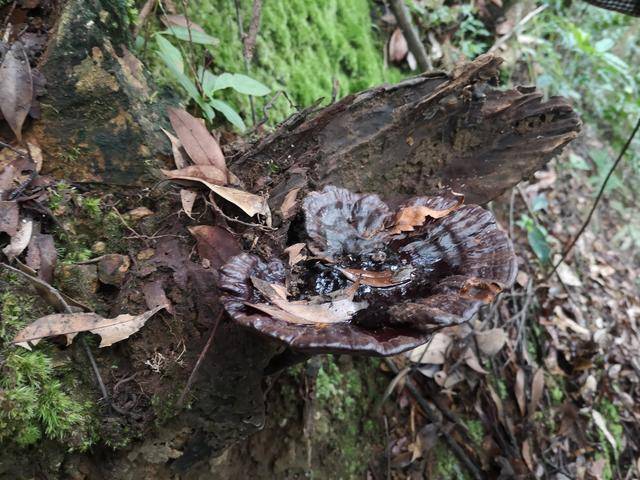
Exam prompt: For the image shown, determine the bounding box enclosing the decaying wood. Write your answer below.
[237,54,580,209]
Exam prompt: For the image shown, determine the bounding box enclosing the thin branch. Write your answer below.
[382,358,484,480]
[388,0,432,72]
[547,115,640,279]
[177,309,224,407]
[489,4,548,53]
[243,0,263,63]
[233,0,257,125]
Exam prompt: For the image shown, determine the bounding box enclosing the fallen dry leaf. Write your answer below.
[528,367,545,418]
[521,440,534,471]
[389,28,408,63]
[406,332,452,364]
[13,305,164,348]
[475,328,508,356]
[209,184,271,223]
[161,14,206,32]
[0,200,19,236]
[463,347,487,374]
[248,276,367,325]
[592,410,617,452]
[126,206,154,221]
[389,202,462,235]
[180,188,197,218]
[280,187,301,219]
[161,127,189,169]
[515,367,526,416]
[284,243,306,266]
[3,218,33,259]
[337,266,414,287]
[25,230,56,283]
[167,107,226,177]
[161,165,227,188]
[142,280,173,314]
[0,42,33,141]
[188,225,242,269]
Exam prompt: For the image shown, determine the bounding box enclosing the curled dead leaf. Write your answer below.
[337,266,414,287]
[161,127,188,169]
[515,367,526,416]
[180,188,197,218]
[475,328,508,356]
[2,218,33,259]
[167,107,226,177]
[389,28,408,63]
[0,42,33,141]
[209,184,271,224]
[389,200,462,235]
[284,243,306,266]
[280,187,301,219]
[161,165,227,188]
[13,305,165,348]
[188,225,242,270]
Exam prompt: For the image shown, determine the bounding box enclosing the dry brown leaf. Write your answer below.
[389,28,408,63]
[26,141,43,172]
[389,202,461,235]
[161,165,226,188]
[248,276,367,325]
[167,107,226,176]
[142,280,173,314]
[280,187,301,219]
[3,218,33,259]
[180,188,197,218]
[126,206,154,221]
[592,410,617,452]
[161,14,206,33]
[0,200,19,236]
[515,367,526,416]
[209,184,271,223]
[25,230,56,284]
[161,127,189,169]
[406,332,452,364]
[284,242,306,266]
[0,42,33,141]
[463,347,487,374]
[188,225,242,269]
[475,328,508,356]
[337,266,413,287]
[521,440,534,472]
[13,305,164,348]
[528,367,545,417]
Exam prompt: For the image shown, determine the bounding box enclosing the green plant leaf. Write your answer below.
[160,26,218,46]
[527,225,551,264]
[594,38,614,53]
[209,99,246,131]
[210,73,270,96]
[227,73,270,96]
[198,67,217,94]
[155,34,183,73]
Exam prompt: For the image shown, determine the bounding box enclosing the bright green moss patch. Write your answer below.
[0,286,97,450]
[188,0,404,124]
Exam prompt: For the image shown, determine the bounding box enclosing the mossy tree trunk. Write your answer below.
[2,1,579,478]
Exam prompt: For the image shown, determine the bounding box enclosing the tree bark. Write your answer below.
[4,1,580,478]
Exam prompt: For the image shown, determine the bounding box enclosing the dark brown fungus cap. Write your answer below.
[219,186,517,356]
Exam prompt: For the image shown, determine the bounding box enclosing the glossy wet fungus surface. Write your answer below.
[219,186,517,355]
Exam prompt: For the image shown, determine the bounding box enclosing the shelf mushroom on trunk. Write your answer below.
[219,186,517,358]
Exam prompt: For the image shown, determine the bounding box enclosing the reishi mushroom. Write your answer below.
[219,186,517,356]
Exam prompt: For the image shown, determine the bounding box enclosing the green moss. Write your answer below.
[179,0,405,125]
[0,284,97,450]
[312,356,384,478]
[433,443,470,479]
[464,419,484,446]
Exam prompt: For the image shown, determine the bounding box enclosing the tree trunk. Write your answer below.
[1,1,580,478]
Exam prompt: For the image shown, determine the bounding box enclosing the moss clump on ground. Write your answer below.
[311,356,385,479]
[0,284,97,451]
[186,0,404,125]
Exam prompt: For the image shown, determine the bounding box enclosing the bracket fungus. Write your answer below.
[220,186,517,356]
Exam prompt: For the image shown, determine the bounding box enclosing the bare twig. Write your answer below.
[547,115,640,280]
[388,0,432,72]
[243,0,263,63]
[382,358,484,480]
[134,0,156,37]
[177,309,224,407]
[233,0,257,125]
[489,4,548,53]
